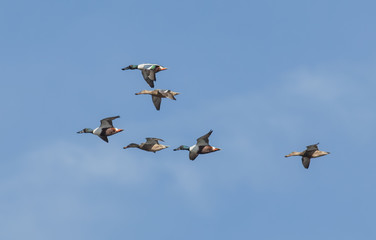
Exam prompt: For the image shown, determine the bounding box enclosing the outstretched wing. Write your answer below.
[305,143,319,157]
[141,69,156,88]
[145,138,164,145]
[196,130,213,146]
[159,90,177,100]
[98,135,109,143]
[100,116,120,128]
[189,151,198,161]
[306,143,319,151]
[302,157,311,169]
[152,96,162,110]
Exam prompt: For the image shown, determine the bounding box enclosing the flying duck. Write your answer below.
[77,116,123,143]
[122,63,167,88]
[135,89,179,111]
[173,130,221,160]
[285,143,330,169]
[123,138,169,153]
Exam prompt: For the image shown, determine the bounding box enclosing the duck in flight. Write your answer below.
[122,63,167,88]
[173,130,221,160]
[285,143,330,169]
[135,89,179,111]
[77,116,123,143]
[123,138,169,153]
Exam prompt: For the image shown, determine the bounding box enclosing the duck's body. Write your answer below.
[122,63,167,88]
[173,130,221,160]
[77,116,123,143]
[285,143,330,169]
[135,89,179,110]
[123,138,169,153]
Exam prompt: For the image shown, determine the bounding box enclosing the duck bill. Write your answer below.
[116,129,124,133]
[213,147,221,151]
[122,66,130,70]
[159,67,167,71]
[123,146,128,149]
[77,129,84,134]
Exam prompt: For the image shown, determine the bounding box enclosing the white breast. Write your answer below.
[138,63,155,70]
[190,145,199,154]
[93,127,101,136]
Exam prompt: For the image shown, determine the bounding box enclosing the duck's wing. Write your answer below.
[159,90,176,100]
[152,96,162,110]
[189,151,198,161]
[141,69,156,88]
[196,130,213,146]
[145,138,164,145]
[98,135,109,143]
[306,143,319,151]
[301,157,311,169]
[100,116,120,128]
[305,143,319,157]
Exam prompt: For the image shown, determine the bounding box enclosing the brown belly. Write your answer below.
[199,145,214,154]
[103,128,117,136]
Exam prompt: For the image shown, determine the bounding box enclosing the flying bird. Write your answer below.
[135,89,179,110]
[285,143,330,169]
[123,138,169,153]
[173,130,221,160]
[122,63,167,88]
[77,116,123,143]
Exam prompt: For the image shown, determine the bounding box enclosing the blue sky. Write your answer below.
[1,0,376,239]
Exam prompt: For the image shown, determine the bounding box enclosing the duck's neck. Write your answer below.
[128,143,140,148]
[181,145,190,151]
[135,90,153,95]
[124,143,140,149]
[79,128,93,134]
[285,151,303,157]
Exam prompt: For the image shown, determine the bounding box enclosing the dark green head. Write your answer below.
[77,128,93,134]
[173,145,190,151]
[122,65,138,70]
